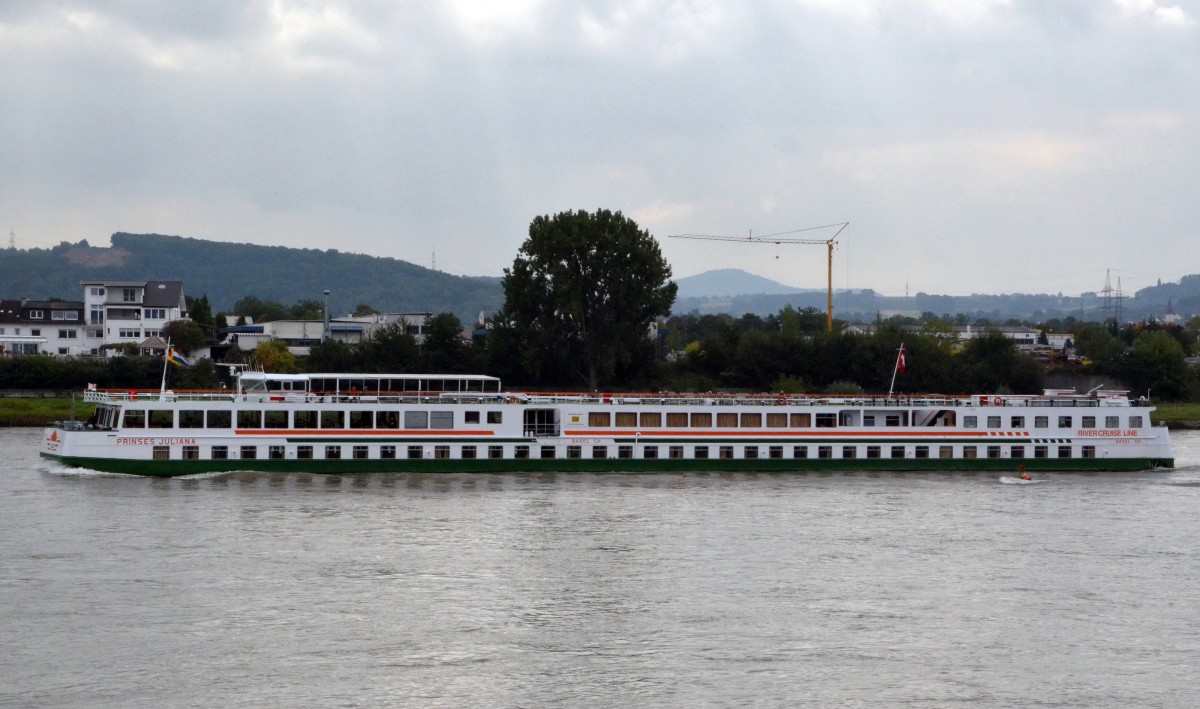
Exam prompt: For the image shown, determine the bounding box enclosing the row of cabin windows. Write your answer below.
[587,412,1142,430]
[165,443,1098,461]
[962,415,1142,429]
[588,411,841,428]
[123,409,504,429]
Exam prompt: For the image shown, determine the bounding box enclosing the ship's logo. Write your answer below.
[49,431,58,442]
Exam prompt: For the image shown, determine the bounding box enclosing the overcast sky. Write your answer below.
[3,0,1197,299]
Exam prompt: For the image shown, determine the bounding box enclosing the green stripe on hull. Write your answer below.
[40,452,1173,477]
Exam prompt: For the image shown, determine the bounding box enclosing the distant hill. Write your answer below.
[0,233,503,324]
[675,269,810,298]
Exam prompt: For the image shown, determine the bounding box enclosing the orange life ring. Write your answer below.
[992,395,1003,406]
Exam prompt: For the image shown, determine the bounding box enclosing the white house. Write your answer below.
[80,280,186,352]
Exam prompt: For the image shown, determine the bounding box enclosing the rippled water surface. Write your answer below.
[3,427,1200,708]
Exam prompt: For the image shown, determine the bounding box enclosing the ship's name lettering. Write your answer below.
[117,437,197,445]
[1076,429,1138,437]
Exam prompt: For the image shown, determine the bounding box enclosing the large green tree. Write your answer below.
[495,209,677,389]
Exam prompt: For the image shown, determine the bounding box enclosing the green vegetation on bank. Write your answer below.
[0,397,95,427]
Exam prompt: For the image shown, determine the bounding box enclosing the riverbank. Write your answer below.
[4,396,1200,429]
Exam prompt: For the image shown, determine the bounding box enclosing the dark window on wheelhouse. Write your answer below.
[148,410,173,428]
[237,410,261,428]
[179,410,203,428]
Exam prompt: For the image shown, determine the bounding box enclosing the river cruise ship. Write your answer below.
[40,372,1174,476]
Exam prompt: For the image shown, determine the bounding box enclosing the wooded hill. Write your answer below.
[0,233,504,323]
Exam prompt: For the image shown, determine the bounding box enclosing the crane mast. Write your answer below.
[669,222,848,332]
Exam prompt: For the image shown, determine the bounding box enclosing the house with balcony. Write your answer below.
[0,299,88,355]
[81,280,186,353]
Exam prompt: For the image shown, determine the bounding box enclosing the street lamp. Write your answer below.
[323,289,330,342]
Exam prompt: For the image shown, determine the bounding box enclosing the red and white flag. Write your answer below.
[896,345,907,374]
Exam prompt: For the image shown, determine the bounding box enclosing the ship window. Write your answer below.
[867,446,882,459]
[643,446,658,459]
[460,446,475,460]
[270,446,285,459]
[294,410,316,428]
[791,413,811,428]
[963,416,976,429]
[690,413,712,427]
[237,410,261,428]
[183,446,199,460]
[265,411,288,429]
[430,411,453,429]
[618,446,633,459]
[1011,446,1025,459]
[863,415,875,427]
[890,446,905,459]
[179,410,203,428]
[465,411,481,424]
[540,445,556,459]
[987,446,1001,459]
[592,446,607,459]
[815,414,836,428]
[719,446,734,459]
[1035,446,1048,459]
[1082,445,1096,459]
[1105,416,1120,429]
[766,413,787,428]
[915,446,929,459]
[123,409,146,428]
[297,446,313,459]
[589,412,611,427]
[567,446,582,459]
[207,410,232,428]
[487,411,503,424]
[769,446,783,459]
[321,411,344,429]
[1011,416,1025,428]
[515,445,530,459]
[670,446,685,459]
[740,413,762,428]
[1129,416,1143,428]
[745,446,759,459]
[694,446,709,459]
[434,446,450,459]
[488,446,503,459]
[939,446,953,459]
[375,411,400,429]
[842,446,856,459]
[153,446,169,460]
[1034,416,1048,428]
[885,415,901,427]
[240,446,257,459]
[351,446,367,459]
[1081,416,1096,429]
[349,411,372,429]
[817,446,832,459]
[717,413,737,428]
[667,413,688,427]
[407,446,423,459]
[963,446,977,459]
[1058,416,1072,428]
[212,446,228,459]
[1058,445,1072,459]
[639,412,661,427]
[405,411,428,429]
[325,445,341,459]
[793,446,807,459]
[986,416,1001,428]
[615,412,638,427]
[380,445,396,459]
[148,410,174,428]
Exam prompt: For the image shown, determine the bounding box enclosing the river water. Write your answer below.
[2,427,1199,708]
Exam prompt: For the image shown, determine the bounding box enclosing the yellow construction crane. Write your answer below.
[669,222,848,332]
